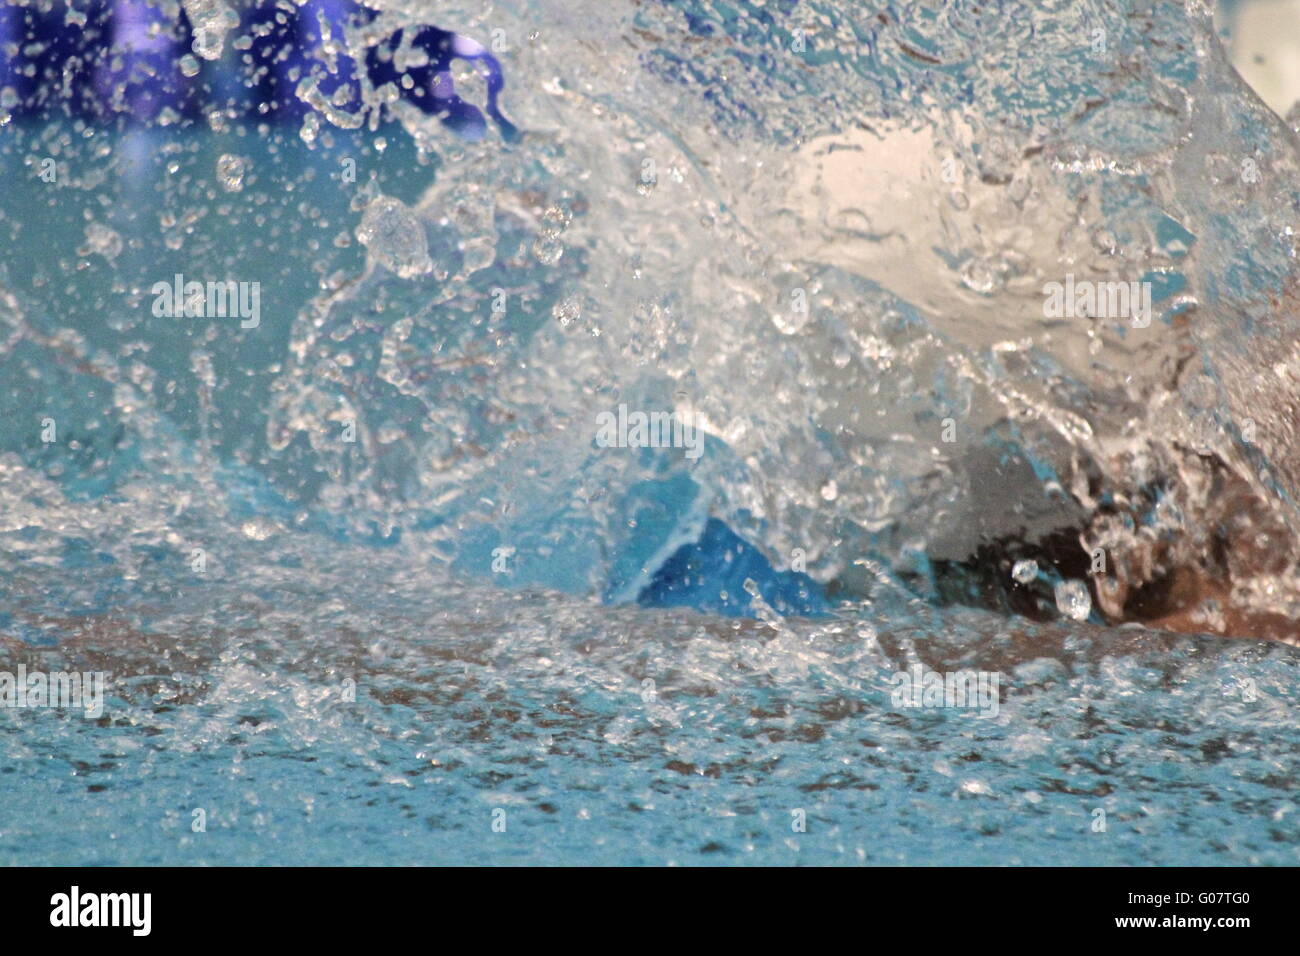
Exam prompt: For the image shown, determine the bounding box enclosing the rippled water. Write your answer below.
[1,0,1298,865]
[3,536,1297,865]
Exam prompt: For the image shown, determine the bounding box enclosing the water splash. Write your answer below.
[1,0,1299,867]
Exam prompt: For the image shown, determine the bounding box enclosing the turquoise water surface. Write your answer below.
[2,0,1299,865]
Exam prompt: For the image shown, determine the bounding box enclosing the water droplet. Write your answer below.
[1054,579,1092,621]
[771,310,811,335]
[300,113,320,145]
[216,154,245,192]
[959,257,1004,294]
[185,0,237,61]
[533,234,565,265]
[84,222,123,260]
[1011,559,1038,584]
[553,296,581,328]
[1091,227,1117,254]
[541,205,572,232]
[241,517,276,541]
[356,195,433,279]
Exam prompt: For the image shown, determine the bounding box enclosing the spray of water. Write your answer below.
[2,0,1299,642]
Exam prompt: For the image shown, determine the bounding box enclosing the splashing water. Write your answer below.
[0,0,1298,865]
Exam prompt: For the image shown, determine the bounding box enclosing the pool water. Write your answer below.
[3,539,1297,865]
[1,0,1299,865]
